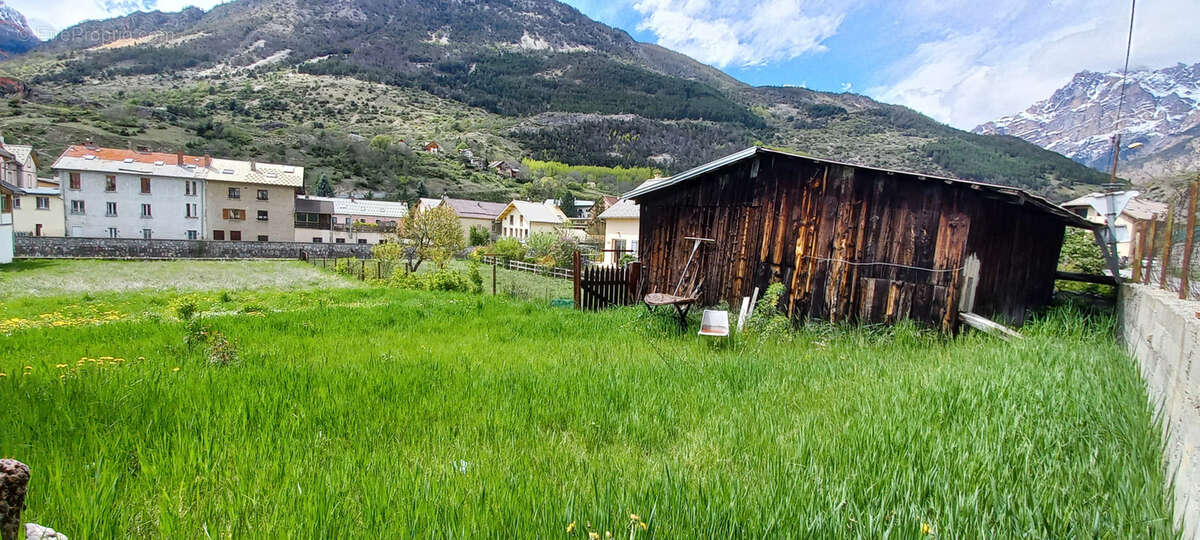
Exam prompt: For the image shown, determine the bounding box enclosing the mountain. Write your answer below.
[0,0,1109,201]
[974,63,1200,183]
[0,2,39,57]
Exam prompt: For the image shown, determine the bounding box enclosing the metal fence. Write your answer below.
[1131,179,1199,301]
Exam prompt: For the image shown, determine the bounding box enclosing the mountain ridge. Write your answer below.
[0,1,39,57]
[2,0,1110,201]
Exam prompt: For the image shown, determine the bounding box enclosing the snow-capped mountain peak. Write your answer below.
[0,1,40,56]
[974,63,1200,180]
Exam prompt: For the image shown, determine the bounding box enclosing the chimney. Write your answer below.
[250,161,257,172]
[176,151,184,166]
[204,154,212,168]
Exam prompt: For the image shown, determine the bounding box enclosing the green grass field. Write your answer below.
[0,260,1175,538]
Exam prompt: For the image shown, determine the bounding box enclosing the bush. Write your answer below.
[386,267,478,293]
[491,237,525,261]
[468,226,490,246]
[527,232,557,258]
[745,283,792,341]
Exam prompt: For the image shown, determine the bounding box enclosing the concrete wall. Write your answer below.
[1120,283,1200,539]
[14,236,373,260]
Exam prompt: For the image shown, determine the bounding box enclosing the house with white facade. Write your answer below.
[294,195,408,244]
[10,178,65,237]
[0,137,37,190]
[53,146,209,239]
[1062,191,1168,260]
[497,200,567,240]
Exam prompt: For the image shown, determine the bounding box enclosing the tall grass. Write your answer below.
[0,289,1174,537]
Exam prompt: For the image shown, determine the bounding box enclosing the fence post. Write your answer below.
[1180,179,1198,300]
[573,251,581,309]
[627,261,641,304]
[360,259,365,281]
[1131,222,1145,283]
[1160,204,1175,290]
[1143,216,1158,284]
[492,255,497,296]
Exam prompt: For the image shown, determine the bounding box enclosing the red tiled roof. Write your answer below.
[58,145,206,167]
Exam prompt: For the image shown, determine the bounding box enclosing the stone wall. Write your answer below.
[14,236,373,260]
[1120,283,1200,539]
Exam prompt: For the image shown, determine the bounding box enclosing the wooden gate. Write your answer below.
[573,252,642,310]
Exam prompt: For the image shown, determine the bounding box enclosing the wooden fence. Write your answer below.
[1130,178,1199,301]
[478,256,574,279]
[573,252,642,310]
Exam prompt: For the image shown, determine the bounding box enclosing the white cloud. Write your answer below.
[9,0,224,38]
[870,0,1200,129]
[631,0,849,67]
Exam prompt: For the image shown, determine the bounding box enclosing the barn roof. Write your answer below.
[624,146,1098,230]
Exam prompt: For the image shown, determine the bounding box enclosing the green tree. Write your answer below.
[369,135,393,152]
[402,205,464,272]
[468,225,490,246]
[1057,228,1110,294]
[526,232,557,258]
[315,174,334,197]
[557,189,578,218]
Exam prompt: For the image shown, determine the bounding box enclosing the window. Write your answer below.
[228,187,241,199]
[187,230,198,240]
[230,230,242,241]
[11,197,18,210]
[222,208,246,220]
[257,235,269,242]
[612,239,627,252]
[106,202,118,216]
[212,230,225,240]
[335,238,346,244]
[140,177,151,194]
[312,237,323,243]
[105,175,117,192]
[107,227,119,238]
[256,189,269,201]
[1072,207,1088,218]
[141,203,152,218]
[509,215,514,225]
[36,197,49,210]
[375,219,381,225]
[142,229,152,239]
[345,217,352,224]
[296,212,318,224]
[185,181,197,196]
[257,210,269,221]
[520,215,524,226]
[69,172,81,190]
[70,200,85,214]
[186,203,198,218]
[357,238,367,244]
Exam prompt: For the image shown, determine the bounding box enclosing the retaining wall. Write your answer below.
[14,236,373,260]
[1120,283,1200,539]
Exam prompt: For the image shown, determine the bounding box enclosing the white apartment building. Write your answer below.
[53,146,209,240]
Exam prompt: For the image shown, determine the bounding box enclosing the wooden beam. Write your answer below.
[1160,204,1175,290]
[1131,222,1145,282]
[959,312,1023,341]
[1055,270,1118,286]
[1144,216,1158,284]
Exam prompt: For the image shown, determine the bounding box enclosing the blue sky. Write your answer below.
[12,0,1199,129]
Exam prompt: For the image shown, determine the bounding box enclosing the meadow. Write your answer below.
[0,260,1175,538]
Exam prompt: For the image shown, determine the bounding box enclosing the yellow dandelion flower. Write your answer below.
[605,531,611,538]
[55,364,68,368]
[921,523,931,535]
[566,521,576,533]
[0,372,7,377]
[588,533,599,540]
[639,522,648,531]
[630,514,639,522]
[23,365,32,371]
[99,356,114,361]
[172,367,180,372]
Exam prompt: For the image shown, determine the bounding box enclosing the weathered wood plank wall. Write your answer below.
[637,153,1066,330]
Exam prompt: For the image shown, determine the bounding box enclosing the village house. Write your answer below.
[294,194,407,244]
[1062,191,1167,260]
[53,146,210,240]
[414,197,444,214]
[598,199,639,264]
[497,200,567,240]
[10,178,65,237]
[424,141,441,154]
[0,137,37,189]
[0,181,13,264]
[440,197,507,240]
[626,147,1098,330]
[204,158,303,242]
[488,160,521,178]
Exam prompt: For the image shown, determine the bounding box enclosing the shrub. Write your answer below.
[492,237,525,261]
[468,226,490,246]
[746,282,792,341]
[527,232,557,258]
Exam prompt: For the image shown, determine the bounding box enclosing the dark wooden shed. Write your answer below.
[626,147,1098,331]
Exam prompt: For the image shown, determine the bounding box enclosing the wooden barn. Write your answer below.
[625,147,1100,331]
